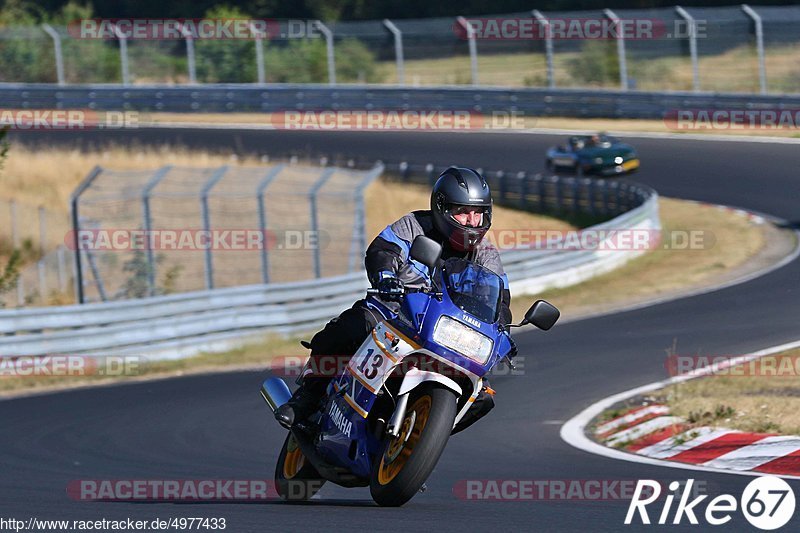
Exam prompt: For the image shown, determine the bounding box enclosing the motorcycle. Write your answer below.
[261,235,560,506]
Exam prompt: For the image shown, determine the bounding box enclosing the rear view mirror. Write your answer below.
[523,300,560,331]
[410,235,442,272]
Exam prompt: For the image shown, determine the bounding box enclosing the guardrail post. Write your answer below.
[70,166,103,304]
[456,16,479,85]
[256,164,285,284]
[141,166,171,296]
[587,178,597,217]
[604,9,628,91]
[676,7,700,92]
[532,11,554,88]
[309,168,336,278]
[111,23,131,86]
[383,19,405,85]
[182,23,197,84]
[517,172,528,209]
[250,22,266,84]
[200,166,228,290]
[571,178,580,212]
[742,4,767,94]
[315,21,336,85]
[41,24,65,86]
[538,176,547,212]
[426,163,436,185]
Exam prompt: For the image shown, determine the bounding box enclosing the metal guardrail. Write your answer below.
[1,84,797,119]
[0,173,658,358]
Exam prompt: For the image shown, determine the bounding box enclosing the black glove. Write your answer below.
[376,271,404,300]
[506,334,518,359]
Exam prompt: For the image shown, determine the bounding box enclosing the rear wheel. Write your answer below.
[370,384,458,506]
[274,433,326,501]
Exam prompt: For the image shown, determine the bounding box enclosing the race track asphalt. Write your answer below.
[3,128,799,531]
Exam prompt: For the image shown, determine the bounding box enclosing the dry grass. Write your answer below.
[513,197,766,320]
[376,43,800,94]
[652,347,800,434]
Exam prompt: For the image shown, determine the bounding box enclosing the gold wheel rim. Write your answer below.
[283,437,306,479]
[377,395,432,485]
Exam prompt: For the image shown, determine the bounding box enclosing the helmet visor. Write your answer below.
[445,204,489,228]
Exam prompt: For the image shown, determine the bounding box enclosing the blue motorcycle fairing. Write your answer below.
[310,264,516,482]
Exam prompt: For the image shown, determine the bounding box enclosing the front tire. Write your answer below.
[370,384,458,506]
[274,433,326,501]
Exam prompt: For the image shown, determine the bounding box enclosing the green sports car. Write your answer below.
[545,134,640,176]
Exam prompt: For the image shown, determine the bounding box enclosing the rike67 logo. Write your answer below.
[626,477,795,530]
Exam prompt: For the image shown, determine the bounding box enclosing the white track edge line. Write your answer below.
[560,338,800,480]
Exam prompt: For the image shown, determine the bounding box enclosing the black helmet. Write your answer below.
[430,167,492,252]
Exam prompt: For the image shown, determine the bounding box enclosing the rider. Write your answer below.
[275,166,514,433]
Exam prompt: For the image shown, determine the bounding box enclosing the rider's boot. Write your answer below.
[274,381,325,429]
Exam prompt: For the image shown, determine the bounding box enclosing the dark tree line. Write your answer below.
[9,0,799,22]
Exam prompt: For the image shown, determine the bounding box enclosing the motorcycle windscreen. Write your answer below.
[442,258,502,324]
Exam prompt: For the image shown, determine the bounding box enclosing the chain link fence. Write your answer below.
[0,6,798,93]
[68,162,383,304]
[0,198,73,308]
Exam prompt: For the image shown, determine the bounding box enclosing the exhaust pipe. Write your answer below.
[260,377,292,413]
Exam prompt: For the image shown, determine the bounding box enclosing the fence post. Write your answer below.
[57,245,67,294]
[182,23,197,84]
[603,9,628,91]
[256,164,285,284]
[349,163,384,273]
[742,4,767,94]
[41,24,65,86]
[141,166,171,296]
[315,21,336,85]
[456,16,479,85]
[10,199,18,248]
[70,166,103,304]
[383,19,405,85]
[309,168,336,278]
[37,260,46,303]
[38,206,46,257]
[250,22,266,84]
[111,23,131,86]
[200,166,228,290]
[676,6,700,92]
[532,10,554,88]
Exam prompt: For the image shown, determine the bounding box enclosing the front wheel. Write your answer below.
[370,384,458,506]
[274,433,326,501]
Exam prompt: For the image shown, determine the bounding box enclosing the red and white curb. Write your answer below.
[561,339,800,480]
[596,404,800,476]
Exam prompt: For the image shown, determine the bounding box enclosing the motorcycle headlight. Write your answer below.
[432,316,493,365]
[614,156,623,164]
